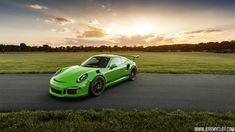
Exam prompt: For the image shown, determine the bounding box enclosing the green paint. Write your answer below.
[49,54,137,97]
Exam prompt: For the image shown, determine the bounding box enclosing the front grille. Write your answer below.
[67,89,77,94]
[51,87,62,94]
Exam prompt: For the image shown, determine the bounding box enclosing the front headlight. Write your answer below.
[76,73,88,83]
[54,69,62,76]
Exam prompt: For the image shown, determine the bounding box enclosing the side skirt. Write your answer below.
[106,75,129,88]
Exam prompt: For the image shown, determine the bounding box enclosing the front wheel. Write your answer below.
[89,76,105,96]
[129,68,137,81]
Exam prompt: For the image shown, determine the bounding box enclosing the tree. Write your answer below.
[20,43,27,51]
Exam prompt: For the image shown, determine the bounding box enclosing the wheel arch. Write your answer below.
[89,74,106,87]
[88,74,106,96]
[130,65,137,73]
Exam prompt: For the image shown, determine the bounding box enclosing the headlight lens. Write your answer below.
[54,69,62,76]
[76,73,88,83]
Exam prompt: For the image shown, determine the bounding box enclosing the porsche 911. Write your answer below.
[49,54,138,97]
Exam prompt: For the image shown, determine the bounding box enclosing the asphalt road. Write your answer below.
[0,73,234,112]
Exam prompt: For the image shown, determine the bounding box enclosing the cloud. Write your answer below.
[61,33,177,46]
[45,17,74,25]
[112,34,154,46]
[101,5,106,9]
[88,19,100,25]
[51,28,71,33]
[185,29,223,34]
[63,38,114,46]
[64,35,152,47]
[26,4,48,10]
[100,4,117,16]
[78,25,106,38]
[147,36,176,45]
[75,31,167,46]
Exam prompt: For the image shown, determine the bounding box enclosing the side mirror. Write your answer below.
[110,64,117,69]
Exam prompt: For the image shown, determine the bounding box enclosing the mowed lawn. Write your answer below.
[0,52,235,74]
[1,110,235,132]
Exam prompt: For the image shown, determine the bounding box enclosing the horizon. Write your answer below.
[1,0,235,46]
[2,40,234,49]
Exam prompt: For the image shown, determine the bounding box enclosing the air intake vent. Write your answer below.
[96,70,100,73]
[54,78,66,83]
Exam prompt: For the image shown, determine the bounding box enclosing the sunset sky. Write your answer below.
[1,0,235,46]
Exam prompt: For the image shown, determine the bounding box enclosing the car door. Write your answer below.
[105,57,123,83]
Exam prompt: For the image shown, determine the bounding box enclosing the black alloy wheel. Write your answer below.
[90,76,105,96]
[129,68,137,81]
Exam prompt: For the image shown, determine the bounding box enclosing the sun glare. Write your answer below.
[116,21,155,36]
[132,22,154,35]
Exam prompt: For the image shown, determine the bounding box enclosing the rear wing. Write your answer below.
[121,55,139,62]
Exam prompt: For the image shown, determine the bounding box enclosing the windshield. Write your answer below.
[81,57,110,68]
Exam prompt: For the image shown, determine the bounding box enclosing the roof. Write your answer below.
[93,54,122,58]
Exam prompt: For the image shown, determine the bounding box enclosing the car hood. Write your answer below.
[54,65,98,83]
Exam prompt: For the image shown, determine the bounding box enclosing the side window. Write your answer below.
[120,57,128,63]
[109,57,122,66]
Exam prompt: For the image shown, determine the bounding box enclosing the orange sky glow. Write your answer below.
[0,0,235,46]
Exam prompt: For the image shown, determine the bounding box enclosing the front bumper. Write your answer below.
[49,78,90,97]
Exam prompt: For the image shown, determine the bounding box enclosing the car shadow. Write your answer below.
[48,93,91,102]
[48,79,136,102]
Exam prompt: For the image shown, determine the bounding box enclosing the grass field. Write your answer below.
[1,52,235,74]
[0,109,235,132]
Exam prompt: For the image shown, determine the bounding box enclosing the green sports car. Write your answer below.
[49,54,138,97]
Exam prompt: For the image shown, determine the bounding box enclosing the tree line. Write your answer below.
[0,41,235,53]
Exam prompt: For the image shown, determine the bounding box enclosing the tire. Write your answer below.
[89,76,105,96]
[129,68,137,81]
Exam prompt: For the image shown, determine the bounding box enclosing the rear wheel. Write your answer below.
[129,68,137,81]
[89,76,105,96]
